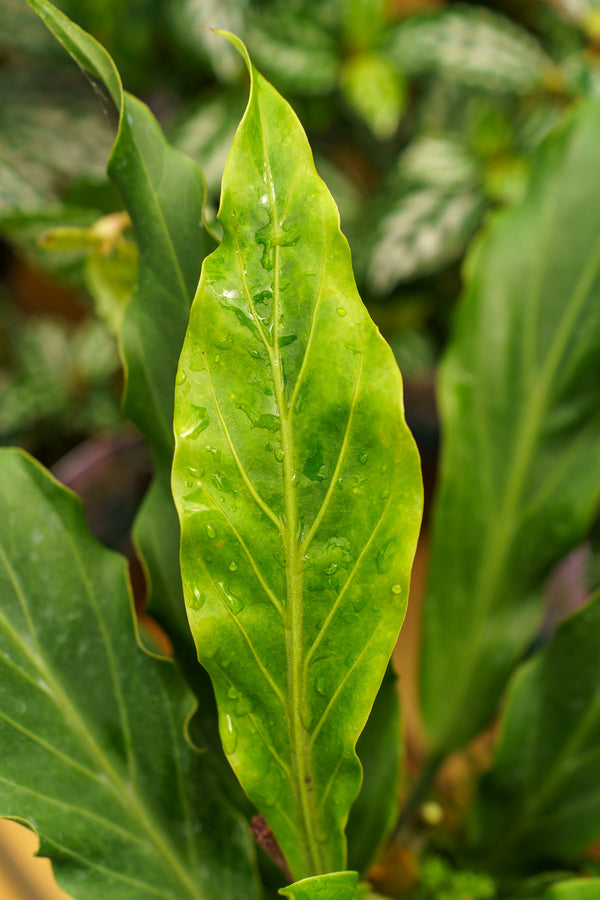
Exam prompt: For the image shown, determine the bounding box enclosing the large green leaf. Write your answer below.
[420,98,600,758]
[25,0,217,687]
[0,448,258,900]
[471,592,600,871]
[172,35,423,880]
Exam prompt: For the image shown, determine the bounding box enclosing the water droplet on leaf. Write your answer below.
[206,524,216,539]
[359,453,368,465]
[336,307,347,317]
[222,714,237,754]
[229,561,238,572]
[376,539,397,574]
[190,587,206,610]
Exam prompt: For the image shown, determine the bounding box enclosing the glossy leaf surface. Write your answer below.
[279,872,359,900]
[420,99,600,757]
[172,35,423,880]
[472,592,600,871]
[25,0,217,693]
[0,449,257,900]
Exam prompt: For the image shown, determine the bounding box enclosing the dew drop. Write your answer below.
[221,714,237,754]
[336,307,347,317]
[190,587,206,610]
[248,348,261,359]
[223,586,244,615]
[175,369,186,385]
[214,354,221,363]
[392,584,402,595]
[274,448,284,462]
[376,539,397,574]
[325,563,338,576]
[206,524,216,539]
[229,561,238,572]
[359,453,368,465]
[227,686,239,700]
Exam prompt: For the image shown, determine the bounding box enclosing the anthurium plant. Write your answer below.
[2,2,600,899]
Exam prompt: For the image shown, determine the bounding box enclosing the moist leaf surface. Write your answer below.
[172,35,423,880]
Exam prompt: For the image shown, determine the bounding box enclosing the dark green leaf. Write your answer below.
[346,667,402,876]
[172,35,423,879]
[0,449,258,900]
[472,592,600,871]
[24,0,218,689]
[420,99,600,757]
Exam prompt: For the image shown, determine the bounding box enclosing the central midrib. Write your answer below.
[271,235,327,877]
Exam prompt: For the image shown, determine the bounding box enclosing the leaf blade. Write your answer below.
[420,98,600,756]
[0,448,258,900]
[172,36,423,880]
[472,592,600,872]
[24,0,218,715]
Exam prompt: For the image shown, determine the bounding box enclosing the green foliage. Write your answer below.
[3,2,600,900]
[0,448,257,900]
[171,33,422,878]
[472,591,600,872]
[420,98,600,757]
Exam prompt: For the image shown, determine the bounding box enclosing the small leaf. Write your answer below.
[172,35,423,879]
[341,52,406,140]
[367,186,484,291]
[279,872,360,900]
[472,592,600,871]
[0,449,258,900]
[420,99,600,757]
[387,7,552,94]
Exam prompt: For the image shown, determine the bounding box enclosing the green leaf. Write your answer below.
[472,592,600,871]
[24,0,218,691]
[341,52,406,140]
[345,667,402,876]
[387,7,552,94]
[367,186,484,292]
[172,34,423,880]
[420,99,600,757]
[0,448,258,900]
[279,872,360,900]
[536,881,600,900]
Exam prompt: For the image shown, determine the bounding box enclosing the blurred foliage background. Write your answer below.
[2,0,600,468]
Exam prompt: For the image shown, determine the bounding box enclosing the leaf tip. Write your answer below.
[214,30,253,76]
